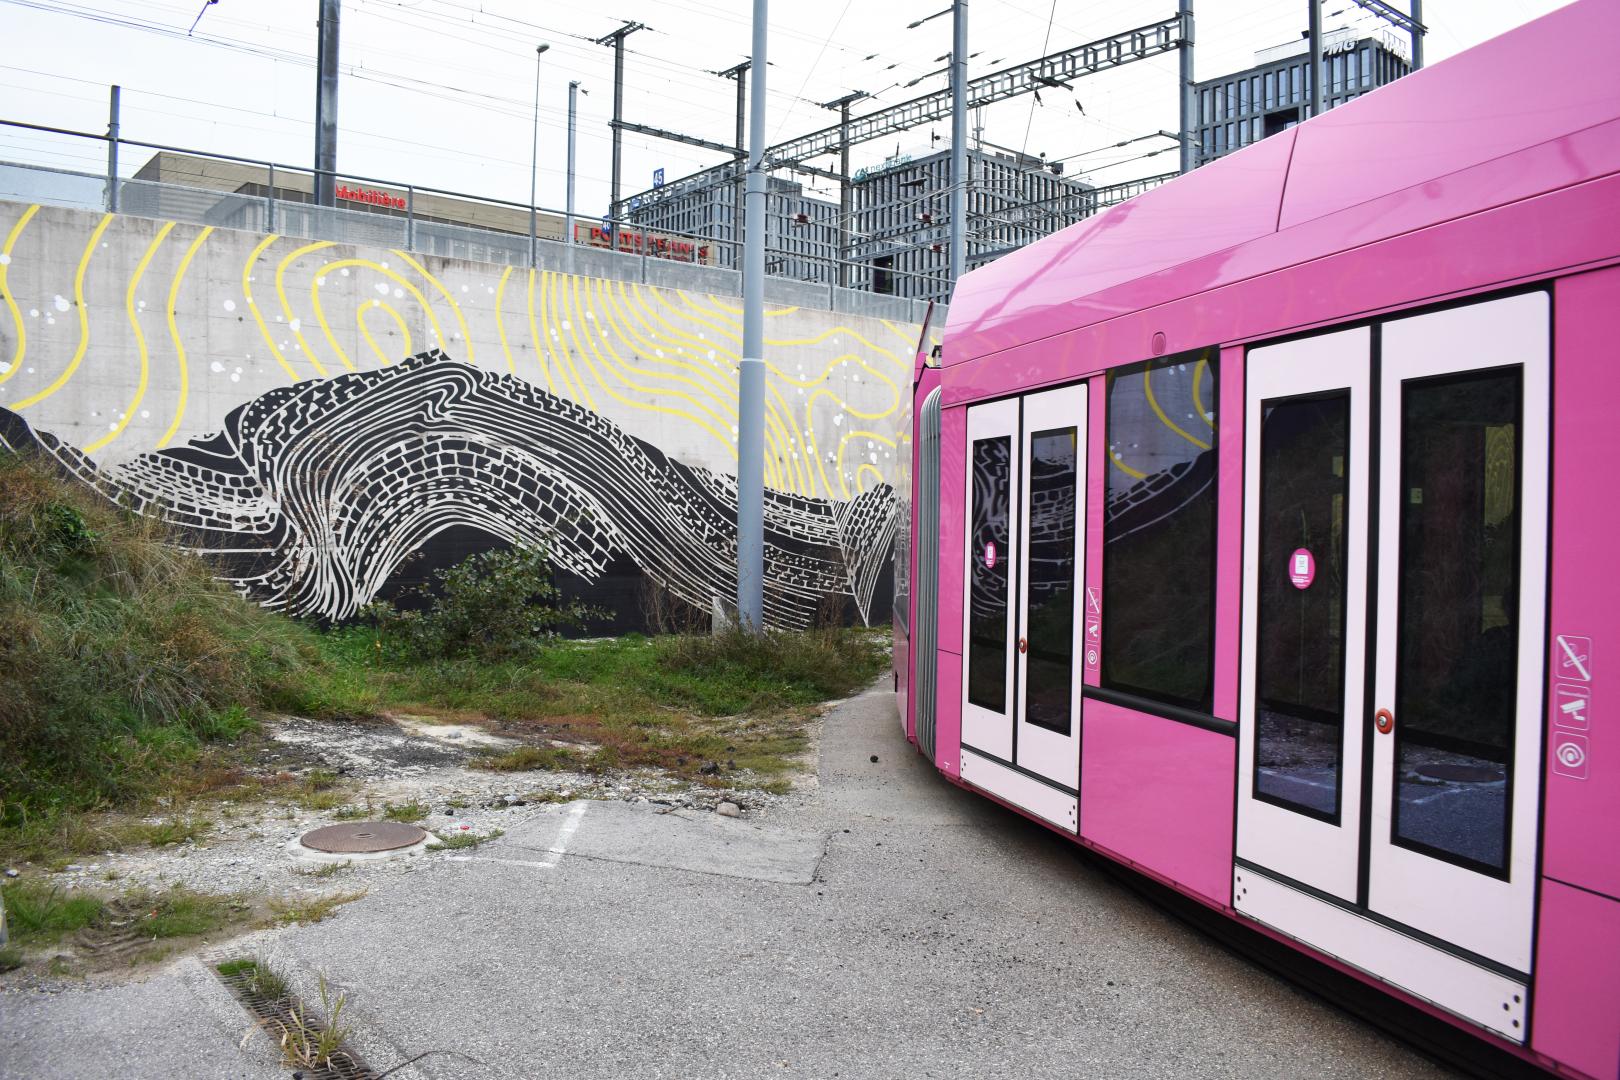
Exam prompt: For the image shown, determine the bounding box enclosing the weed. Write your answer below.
[298,861,351,878]
[274,970,355,1072]
[430,828,503,851]
[472,746,580,772]
[381,801,428,824]
[330,804,371,821]
[218,951,290,1001]
[0,880,106,945]
[0,946,22,972]
[269,891,366,926]
[123,886,245,939]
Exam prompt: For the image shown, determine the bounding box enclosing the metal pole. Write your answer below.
[729,62,749,270]
[314,0,340,207]
[1410,0,1424,69]
[838,98,852,289]
[405,184,414,249]
[1179,0,1195,173]
[595,23,643,225]
[737,0,769,633]
[106,84,120,212]
[1308,0,1323,119]
[566,80,580,272]
[948,0,968,291]
[267,162,276,232]
[530,43,549,269]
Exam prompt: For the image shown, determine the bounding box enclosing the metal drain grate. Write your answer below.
[215,957,376,1080]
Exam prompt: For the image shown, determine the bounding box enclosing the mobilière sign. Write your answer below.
[577,224,708,263]
[337,184,407,210]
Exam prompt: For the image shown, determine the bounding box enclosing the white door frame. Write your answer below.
[1367,292,1549,973]
[1014,384,1088,792]
[1237,327,1371,902]
[961,398,1021,761]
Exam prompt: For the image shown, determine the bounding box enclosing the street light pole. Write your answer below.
[566,80,581,269]
[530,43,550,269]
[737,0,768,633]
[948,0,968,289]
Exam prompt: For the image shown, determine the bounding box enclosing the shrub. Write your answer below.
[364,545,604,661]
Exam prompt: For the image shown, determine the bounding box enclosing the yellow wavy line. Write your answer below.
[558,275,736,462]
[14,213,113,411]
[1144,362,1209,451]
[617,283,813,493]
[494,266,516,373]
[392,250,475,366]
[524,270,552,392]
[0,203,40,387]
[651,289,741,346]
[357,299,411,365]
[856,463,886,492]
[542,271,590,405]
[585,278,739,434]
[156,226,215,448]
[242,235,302,382]
[311,265,356,373]
[836,429,898,500]
[1109,448,1147,481]
[698,293,798,317]
[1192,355,1214,431]
[318,258,447,357]
[768,324,905,368]
[606,281,735,405]
[274,241,336,376]
[86,221,175,453]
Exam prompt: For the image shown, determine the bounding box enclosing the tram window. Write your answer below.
[1393,368,1522,875]
[1254,393,1350,822]
[1102,349,1219,713]
[967,436,1013,712]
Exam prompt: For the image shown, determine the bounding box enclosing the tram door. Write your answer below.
[960,386,1087,832]
[1235,292,1549,1041]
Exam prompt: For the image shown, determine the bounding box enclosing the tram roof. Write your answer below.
[943,0,1619,366]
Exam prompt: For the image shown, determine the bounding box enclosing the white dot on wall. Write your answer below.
[230,372,240,382]
[315,277,325,287]
[340,268,350,277]
[28,309,38,318]
[233,366,242,374]
[461,284,468,293]
[393,289,403,299]
[289,319,302,332]
[832,414,843,426]
[585,311,594,320]
[562,321,571,330]
[0,361,10,374]
[222,299,236,312]
[485,286,494,295]
[26,366,34,374]
[0,253,9,265]
[108,422,117,431]
[45,317,54,325]
[375,283,390,295]
[140,410,149,419]
[380,261,389,269]
[210,361,225,373]
[870,453,878,463]
[275,314,284,322]
[91,410,99,417]
[137,300,146,310]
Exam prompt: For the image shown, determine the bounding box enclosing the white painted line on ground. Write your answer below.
[538,800,590,867]
[440,801,589,871]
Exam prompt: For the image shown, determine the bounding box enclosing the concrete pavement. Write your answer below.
[2,683,1450,1078]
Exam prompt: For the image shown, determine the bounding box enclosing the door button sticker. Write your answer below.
[983,541,997,569]
[1289,548,1315,590]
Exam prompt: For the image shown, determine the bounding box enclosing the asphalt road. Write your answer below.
[2,683,1452,1079]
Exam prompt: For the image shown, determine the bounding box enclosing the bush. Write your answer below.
[647,627,888,715]
[364,545,604,661]
[0,453,344,822]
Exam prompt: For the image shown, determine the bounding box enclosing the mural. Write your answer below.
[0,203,931,628]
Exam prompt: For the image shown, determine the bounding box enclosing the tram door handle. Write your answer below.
[1375,707,1394,735]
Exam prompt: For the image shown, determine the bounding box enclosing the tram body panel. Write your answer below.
[898,3,1620,1074]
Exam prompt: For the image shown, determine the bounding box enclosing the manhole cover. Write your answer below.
[300,821,427,854]
[1416,764,1504,783]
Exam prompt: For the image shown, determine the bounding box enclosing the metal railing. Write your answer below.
[0,118,942,321]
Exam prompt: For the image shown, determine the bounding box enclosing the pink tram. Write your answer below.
[892,2,1620,1075]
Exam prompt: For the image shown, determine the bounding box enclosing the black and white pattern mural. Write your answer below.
[0,351,898,629]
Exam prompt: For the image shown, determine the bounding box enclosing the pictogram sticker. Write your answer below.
[1289,548,1315,590]
[1555,635,1591,682]
[1085,587,1101,615]
[1083,587,1102,669]
[983,541,997,569]
[1553,731,1589,780]
[1554,684,1591,731]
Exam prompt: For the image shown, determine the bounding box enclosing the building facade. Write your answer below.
[849,148,1095,304]
[626,166,841,283]
[1192,26,1413,165]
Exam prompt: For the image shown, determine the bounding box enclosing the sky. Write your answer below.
[0,0,1576,219]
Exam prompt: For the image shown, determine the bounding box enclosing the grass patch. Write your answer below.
[430,828,503,850]
[269,891,366,926]
[1,879,106,945]
[473,745,581,772]
[0,879,251,971]
[297,861,351,878]
[380,802,427,823]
